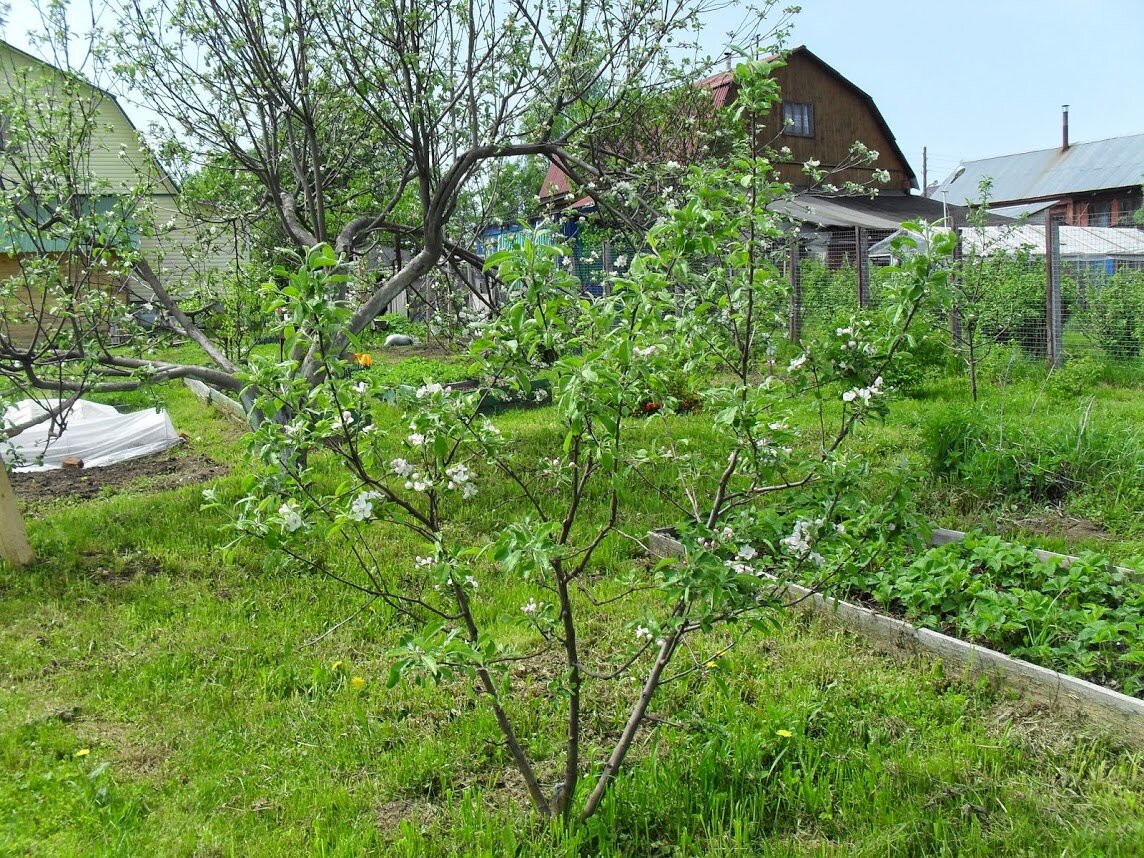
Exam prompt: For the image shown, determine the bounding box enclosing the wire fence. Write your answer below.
[457,215,1144,376]
[787,219,1144,370]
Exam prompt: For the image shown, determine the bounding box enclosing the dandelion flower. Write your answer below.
[776,729,793,738]
[331,660,344,671]
[350,676,366,690]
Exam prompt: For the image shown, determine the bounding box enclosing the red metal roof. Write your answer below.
[538,68,741,206]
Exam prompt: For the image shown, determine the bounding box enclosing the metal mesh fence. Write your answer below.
[786,219,1144,371]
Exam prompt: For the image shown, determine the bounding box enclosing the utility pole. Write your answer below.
[922,146,928,195]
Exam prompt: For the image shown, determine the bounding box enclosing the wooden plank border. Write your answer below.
[184,379,246,423]
[647,529,1144,746]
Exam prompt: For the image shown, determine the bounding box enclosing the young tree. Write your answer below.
[223,59,952,824]
[0,4,166,565]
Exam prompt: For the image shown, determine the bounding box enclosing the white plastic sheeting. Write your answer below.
[2,399,182,471]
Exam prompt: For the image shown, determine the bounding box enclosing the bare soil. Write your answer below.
[10,448,227,509]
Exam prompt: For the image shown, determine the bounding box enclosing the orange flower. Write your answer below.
[353,352,373,368]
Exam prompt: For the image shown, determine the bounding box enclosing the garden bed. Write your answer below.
[647,529,1144,747]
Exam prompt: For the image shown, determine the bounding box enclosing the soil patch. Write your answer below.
[10,449,228,508]
[1006,511,1114,543]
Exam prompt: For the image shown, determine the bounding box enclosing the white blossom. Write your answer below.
[349,491,382,521]
[279,501,303,533]
[635,625,652,642]
[407,433,426,447]
[522,598,539,614]
[391,458,415,478]
[788,354,807,371]
[782,520,814,555]
[737,544,758,561]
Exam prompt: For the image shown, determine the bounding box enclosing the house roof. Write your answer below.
[773,191,965,231]
[784,46,915,189]
[935,133,1144,207]
[539,45,916,206]
[870,223,1144,260]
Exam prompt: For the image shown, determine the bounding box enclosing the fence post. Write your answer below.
[855,226,870,308]
[1045,216,1064,367]
[788,238,802,341]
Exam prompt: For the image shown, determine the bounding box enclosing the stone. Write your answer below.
[384,334,415,347]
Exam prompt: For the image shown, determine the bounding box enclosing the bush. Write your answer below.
[1084,269,1144,359]
[1047,355,1105,401]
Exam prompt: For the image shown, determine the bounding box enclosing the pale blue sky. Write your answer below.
[4,0,1142,188]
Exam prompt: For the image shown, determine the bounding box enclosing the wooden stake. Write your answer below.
[0,453,33,568]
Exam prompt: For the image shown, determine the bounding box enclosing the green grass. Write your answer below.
[2,377,1143,855]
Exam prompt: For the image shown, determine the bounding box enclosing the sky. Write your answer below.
[3,0,1143,189]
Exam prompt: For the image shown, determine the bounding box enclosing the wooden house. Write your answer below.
[538,45,918,207]
[0,40,241,341]
[530,46,944,298]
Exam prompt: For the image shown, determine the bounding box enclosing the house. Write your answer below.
[529,46,956,299]
[0,40,240,340]
[538,45,919,207]
[933,117,1144,227]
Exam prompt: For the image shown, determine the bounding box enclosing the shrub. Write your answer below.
[1084,269,1144,359]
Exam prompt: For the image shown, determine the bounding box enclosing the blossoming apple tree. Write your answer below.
[224,58,956,823]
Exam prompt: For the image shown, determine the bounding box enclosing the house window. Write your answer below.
[1089,200,1112,227]
[782,102,814,137]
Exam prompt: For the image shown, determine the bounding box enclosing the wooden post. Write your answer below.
[788,238,802,342]
[0,453,33,568]
[855,226,870,308]
[1045,216,1064,367]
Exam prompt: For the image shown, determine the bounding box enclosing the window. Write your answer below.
[1089,200,1112,227]
[1117,198,1141,226]
[782,101,814,137]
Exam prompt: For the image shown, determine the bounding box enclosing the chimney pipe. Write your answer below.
[1062,104,1070,150]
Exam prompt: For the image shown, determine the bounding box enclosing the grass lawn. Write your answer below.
[1,374,1142,856]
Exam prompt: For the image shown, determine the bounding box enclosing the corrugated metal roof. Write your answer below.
[935,134,1144,206]
[772,192,956,230]
[988,199,1060,219]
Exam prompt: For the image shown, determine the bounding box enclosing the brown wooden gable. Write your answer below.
[764,47,915,192]
[537,45,916,206]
